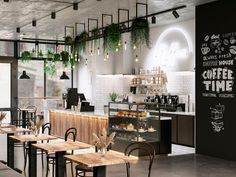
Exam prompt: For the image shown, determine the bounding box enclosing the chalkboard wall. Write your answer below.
[196,1,236,160]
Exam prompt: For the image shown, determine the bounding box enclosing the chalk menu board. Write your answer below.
[196,1,236,160]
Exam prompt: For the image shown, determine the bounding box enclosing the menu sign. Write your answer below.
[201,33,235,98]
[199,32,236,133]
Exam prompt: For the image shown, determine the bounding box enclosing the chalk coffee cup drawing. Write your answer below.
[201,47,210,55]
[210,104,225,133]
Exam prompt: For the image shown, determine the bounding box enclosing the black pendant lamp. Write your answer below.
[60,71,69,80]
[19,70,30,79]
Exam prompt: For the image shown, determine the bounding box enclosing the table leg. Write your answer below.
[56,151,66,177]
[22,110,26,128]
[29,141,37,177]
[93,166,106,177]
[7,133,14,168]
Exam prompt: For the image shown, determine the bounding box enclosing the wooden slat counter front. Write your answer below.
[49,110,108,144]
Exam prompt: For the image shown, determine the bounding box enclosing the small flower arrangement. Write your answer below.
[0,112,7,126]
[29,116,44,136]
[92,128,116,154]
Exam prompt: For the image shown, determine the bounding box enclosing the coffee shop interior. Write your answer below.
[1,0,236,177]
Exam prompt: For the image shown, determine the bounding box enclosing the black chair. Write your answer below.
[23,123,51,171]
[75,142,112,177]
[46,127,77,177]
[124,142,155,177]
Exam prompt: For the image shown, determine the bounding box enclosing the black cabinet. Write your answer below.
[160,113,195,147]
[177,115,194,147]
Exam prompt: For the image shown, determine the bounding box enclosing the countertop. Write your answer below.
[50,109,172,120]
[158,111,195,116]
[50,109,108,119]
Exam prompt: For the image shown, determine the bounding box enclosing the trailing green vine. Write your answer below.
[75,31,89,54]
[103,23,121,52]
[20,51,32,63]
[131,17,150,48]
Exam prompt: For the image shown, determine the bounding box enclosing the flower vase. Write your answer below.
[100,148,107,156]
[33,129,39,137]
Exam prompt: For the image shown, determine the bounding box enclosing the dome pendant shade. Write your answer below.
[60,71,69,80]
[19,70,30,79]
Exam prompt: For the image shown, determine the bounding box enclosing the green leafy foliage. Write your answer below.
[103,23,121,52]
[75,31,88,54]
[131,17,150,48]
[60,51,70,67]
[20,51,32,63]
[109,92,118,102]
[44,60,56,77]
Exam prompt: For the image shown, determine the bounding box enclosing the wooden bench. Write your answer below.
[0,162,25,177]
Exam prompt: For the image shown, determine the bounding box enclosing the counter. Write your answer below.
[49,110,108,144]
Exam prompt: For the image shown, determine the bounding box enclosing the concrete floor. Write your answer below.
[1,134,236,177]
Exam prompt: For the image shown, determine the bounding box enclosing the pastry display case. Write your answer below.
[108,102,164,155]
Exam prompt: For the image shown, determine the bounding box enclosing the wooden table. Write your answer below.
[0,127,31,168]
[0,124,15,129]
[33,141,92,177]
[9,134,57,177]
[65,150,138,177]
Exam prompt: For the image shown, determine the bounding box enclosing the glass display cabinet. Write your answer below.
[108,102,170,156]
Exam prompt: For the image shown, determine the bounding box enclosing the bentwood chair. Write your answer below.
[23,123,51,171]
[124,142,155,177]
[46,127,77,177]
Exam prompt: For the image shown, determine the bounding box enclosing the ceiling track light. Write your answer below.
[151,16,156,24]
[73,3,78,10]
[3,0,9,2]
[16,27,20,33]
[51,12,56,19]
[32,20,36,27]
[172,10,179,19]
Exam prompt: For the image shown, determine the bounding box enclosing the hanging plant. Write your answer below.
[131,17,150,48]
[38,49,44,58]
[64,36,73,45]
[44,60,56,77]
[53,53,61,62]
[75,31,88,54]
[47,49,54,59]
[103,23,121,52]
[91,28,100,38]
[60,51,70,67]
[20,51,32,63]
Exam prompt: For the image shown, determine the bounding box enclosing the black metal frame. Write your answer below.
[136,2,148,19]
[88,18,99,37]
[102,14,113,33]
[118,8,130,30]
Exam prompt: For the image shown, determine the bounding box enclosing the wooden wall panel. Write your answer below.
[49,110,108,144]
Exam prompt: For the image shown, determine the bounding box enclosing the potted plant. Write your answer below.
[131,17,150,48]
[103,23,121,52]
[60,51,70,67]
[20,51,32,63]
[109,92,118,102]
[75,31,89,54]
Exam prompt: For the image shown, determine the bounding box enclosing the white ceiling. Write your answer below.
[0,0,217,40]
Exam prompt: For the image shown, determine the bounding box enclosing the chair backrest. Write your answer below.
[124,142,155,177]
[42,123,51,135]
[65,127,77,141]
